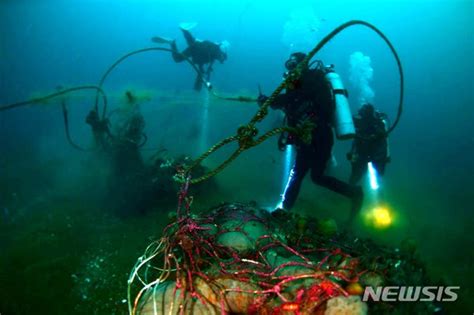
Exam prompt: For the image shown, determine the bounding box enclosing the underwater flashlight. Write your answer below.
[364,205,393,229]
[372,206,392,228]
[275,201,284,211]
[277,166,295,210]
[283,146,294,191]
[367,162,379,190]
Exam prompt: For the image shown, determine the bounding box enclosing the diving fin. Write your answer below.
[151,36,174,44]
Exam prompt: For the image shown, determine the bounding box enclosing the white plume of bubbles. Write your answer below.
[282,8,322,52]
[349,51,375,106]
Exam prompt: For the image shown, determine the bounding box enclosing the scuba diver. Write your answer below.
[347,103,390,185]
[152,24,228,91]
[258,52,363,224]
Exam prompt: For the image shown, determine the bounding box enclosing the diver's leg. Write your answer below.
[281,148,311,210]
[313,173,363,225]
[170,41,187,63]
[310,142,355,198]
[313,174,358,198]
[181,29,196,46]
[311,134,363,224]
[309,130,339,192]
[171,46,184,62]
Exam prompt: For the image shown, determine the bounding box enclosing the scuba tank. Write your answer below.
[324,67,355,140]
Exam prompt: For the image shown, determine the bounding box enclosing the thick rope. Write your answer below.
[177,126,296,184]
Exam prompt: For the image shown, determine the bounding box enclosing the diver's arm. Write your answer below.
[181,29,196,46]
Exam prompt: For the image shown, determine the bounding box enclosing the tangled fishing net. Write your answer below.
[127,178,439,314]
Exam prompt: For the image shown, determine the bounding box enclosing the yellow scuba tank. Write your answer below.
[324,67,355,140]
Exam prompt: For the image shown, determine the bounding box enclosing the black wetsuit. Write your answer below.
[271,68,361,211]
[171,29,225,91]
[349,113,389,185]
